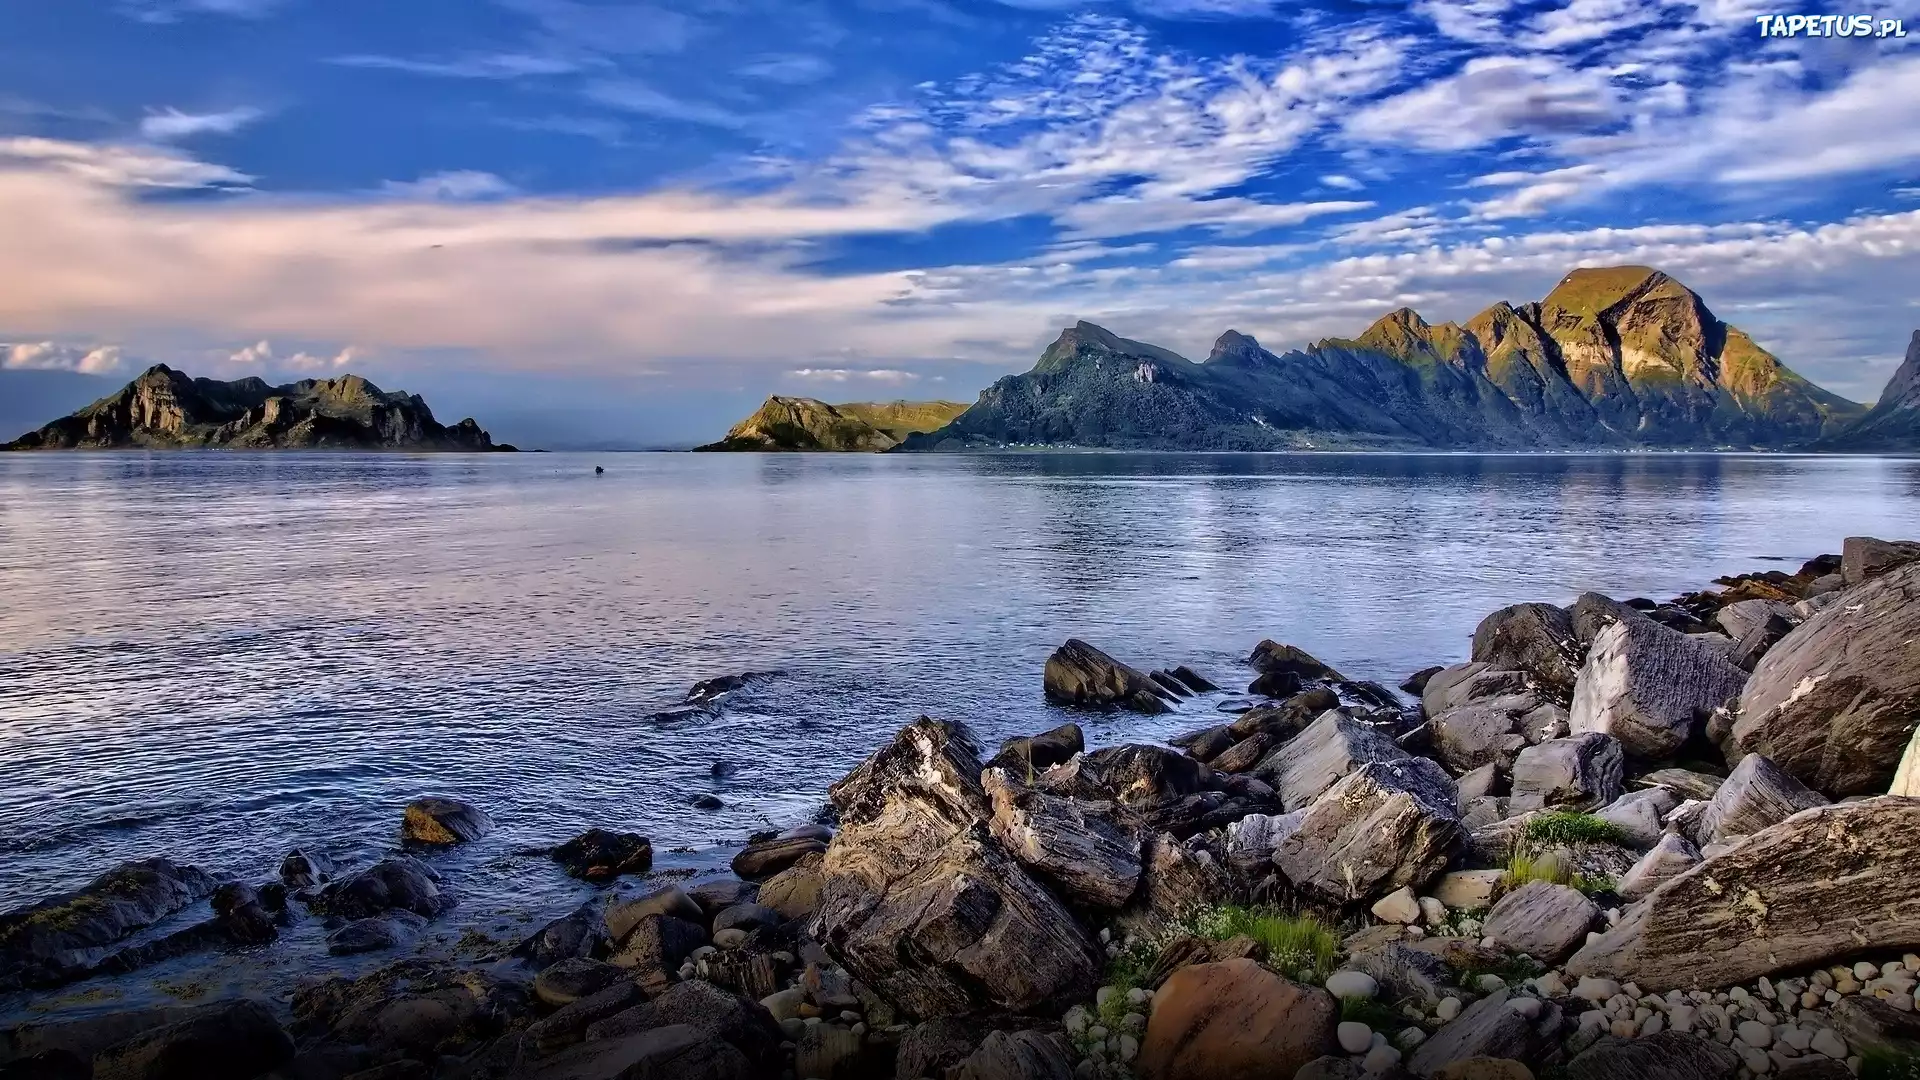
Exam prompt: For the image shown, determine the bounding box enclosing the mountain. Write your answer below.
[695,396,968,452]
[0,369,115,444]
[1813,331,1920,452]
[2,365,513,451]
[898,266,1867,452]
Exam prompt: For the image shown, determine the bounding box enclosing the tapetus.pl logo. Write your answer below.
[1754,13,1908,37]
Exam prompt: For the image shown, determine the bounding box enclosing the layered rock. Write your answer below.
[1472,603,1581,700]
[1570,618,1747,759]
[694,396,967,452]
[1043,639,1171,714]
[0,858,216,991]
[1273,758,1461,903]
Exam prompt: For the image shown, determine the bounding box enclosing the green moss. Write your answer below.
[1340,995,1408,1033]
[1189,906,1341,982]
[1524,812,1627,847]
[1861,1049,1920,1080]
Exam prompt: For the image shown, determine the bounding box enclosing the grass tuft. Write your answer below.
[1097,940,1156,1029]
[1523,811,1627,847]
[1503,848,1613,897]
[1339,994,1407,1033]
[1189,905,1341,982]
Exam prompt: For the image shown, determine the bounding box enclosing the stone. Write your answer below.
[1174,724,1238,763]
[1325,971,1379,1000]
[1617,834,1701,901]
[87,999,293,1080]
[755,861,824,921]
[1249,640,1343,681]
[1404,666,1446,695]
[1433,1060,1535,1080]
[1207,732,1276,775]
[1730,562,1920,796]
[1344,943,1454,1009]
[990,723,1086,773]
[1473,602,1582,699]
[1255,710,1411,812]
[0,857,216,991]
[809,719,1101,1019]
[1483,883,1601,965]
[607,914,707,996]
[1693,754,1826,846]
[1407,989,1563,1077]
[948,1030,1076,1080]
[1172,665,1221,693]
[1636,769,1724,802]
[1372,888,1422,925]
[1432,870,1505,911]
[730,835,827,880]
[401,796,495,845]
[895,1015,1046,1079]
[793,1023,865,1079]
[526,980,646,1054]
[1571,618,1748,759]
[1716,598,1797,642]
[1274,758,1462,903]
[1424,664,1534,719]
[1729,610,1799,672]
[1561,1031,1740,1080]
[1567,798,1920,990]
[1827,996,1920,1057]
[1570,593,1649,649]
[1117,832,1233,936]
[1595,796,1663,851]
[550,829,653,882]
[1034,744,1212,806]
[279,849,334,889]
[1138,959,1336,1080]
[1224,810,1305,875]
[982,768,1142,909]
[325,911,427,956]
[1510,734,1623,812]
[1336,1021,1373,1053]
[581,980,784,1073]
[1430,701,1537,775]
[291,960,531,1063]
[309,856,450,921]
[1457,764,1501,806]
[711,902,781,935]
[1234,689,1343,741]
[519,1024,752,1080]
[608,886,705,938]
[533,958,625,1008]
[1044,638,1169,713]
[514,901,609,970]
[1842,536,1920,585]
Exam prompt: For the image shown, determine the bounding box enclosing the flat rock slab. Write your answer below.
[1562,1031,1739,1080]
[1407,988,1562,1077]
[1274,758,1461,903]
[1482,882,1599,965]
[1570,618,1748,759]
[1254,710,1410,812]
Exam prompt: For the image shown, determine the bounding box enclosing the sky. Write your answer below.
[1,0,1918,446]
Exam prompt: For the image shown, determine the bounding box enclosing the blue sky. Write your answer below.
[1,0,1918,444]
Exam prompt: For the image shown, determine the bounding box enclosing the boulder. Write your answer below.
[1894,723,1920,796]
[513,901,609,970]
[309,856,450,921]
[1231,687,1340,738]
[1616,833,1700,901]
[519,1024,753,1080]
[1174,724,1237,763]
[895,1015,1046,1079]
[0,858,216,991]
[982,769,1142,909]
[755,861,825,922]
[1249,640,1342,681]
[279,849,334,889]
[1342,943,1453,1008]
[948,1030,1075,1080]
[1561,1031,1740,1080]
[1208,733,1276,775]
[989,723,1085,774]
[1634,768,1724,802]
[1138,958,1336,1080]
[1224,811,1305,875]
[1422,664,1531,719]
[1729,561,1920,796]
[579,979,784,1073]
[1254,710,1410,812]
[1035,744,1212,806]
[1481,883,1599,964]
[710,903,781,935]
[291,959,531,1063]
[1403,666,1445,695]
[1406,989,1565,1077]
[325,911,427,956]
[1509,734,1623,812]
[1692,753,1825,845]
[809,719,1101,1019]
[1593,795,1663,851]
[1570,618,1748,759]
[1842,535,1920,585]
[1273,758,1462,903]
[1570,592,1649,648]
[550,830,653,883]
[526,980,646,1053]
[1429,701,1536,774]
[730,836,826,880]
[1827,995,1920,1058]
[1565,797,1920,990]
[1434,1061,1535,1080]
[1728,611,1799,672]
[1431,870,1505,912]
[1118,832,1233,935]
[88,999,292,1080]
[400,796,494,845]
[533,957,626,1008]
[608,914,707,996]
[1472,603,1581,699]
[1044,638,1168,713]
[606,887,704,941]
[686,879,758,914]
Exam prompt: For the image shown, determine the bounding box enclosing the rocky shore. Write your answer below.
[5,536,1920,1080]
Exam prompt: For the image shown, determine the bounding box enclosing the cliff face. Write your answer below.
[1814,331,1920,452]
[899,266,1867,452]
[695,396,967,452]
[3,366,506,451]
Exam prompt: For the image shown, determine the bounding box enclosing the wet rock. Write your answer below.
[982,768,1142,909]
[309,857,450,922]
[1568,797,1920,989]
[579,979,784,1074]
[1274,758,1462,903]
[686,671,778,704]
[989,722,1085,773]
[1249,640,1342,681]
[280,849,334,890]
[1509,734,1623,812]
[1172,666,1220,693]
[949,1030,1075,1080]
[326,912,427,956]
[730,836,827,881]
[690,793,724,810]
[810,718,1101,1019]
[526,980,646,1053]
[510,901,609,971]
[1570,618,1748,759]
[1406,989,1564,1077]
[0,858,216,991]
[1562,1031,1740,1080]
[1139,958,1336,1080]
[89,999,293,1080]
[755,860,824,922]
[1730,561,1920,796]
[207,882,280,945]
[1403,666,1445,696]
[1152,671,1195,699]
[291,960,530,1064]
[685,880,757,917]
[532,957,625,1008]
[1254,710,1410,812]
[1482,883,1599,964]
[1044,638,1169,713]
[1842,535,1920,585]
[608,914,706,996]
[550,830,653,883]
[1692,753,1826,846]
[1473,602,1581,700]
[400,797,494,846]
[1617,833,1700,901]
[1231,687,1340,739]
[1430,700,1537,775]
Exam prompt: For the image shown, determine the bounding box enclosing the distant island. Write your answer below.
[2,365,515,452]
[694,397,968,452]
[875,265,1915,453]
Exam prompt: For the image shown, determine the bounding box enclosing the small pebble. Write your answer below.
[1337,1022,1373,1054]
[1477,974,1507,993]
[1361,1045,1401,1073]
[1810,1029,1847,1058]
[1737,1020,1773,1047]
[1435,997,1462,1022]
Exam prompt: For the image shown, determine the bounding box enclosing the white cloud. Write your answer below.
[227,340,274,365]
[223,340,363,371]
[121,0,284,23]
[1320,174,1364,191]
[3,342,125,374]
[0,137,252,189]
[139,106,264,141]
[329,53,585,79]
[1347,56,1619,151]
[584,81,750,130]
[736,55,834,84]
[1465,164,1607,219]
[790,368,921,383]
[381,171,520,201]
[1059,197,1373,239]
[1518,0,1667,51]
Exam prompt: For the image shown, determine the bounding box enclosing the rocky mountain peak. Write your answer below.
[1542,265,1689,318]
[1881,330,1920,409]
[1207,329,1267,363]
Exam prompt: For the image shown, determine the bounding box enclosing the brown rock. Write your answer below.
[1139,959,1336,1080]
[400,797,494,846]
[1433,1060,1535,1080]
[1044,638,1169,713]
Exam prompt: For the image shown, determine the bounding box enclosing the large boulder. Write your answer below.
[989,723,1085,774]
[1248,640,1342,681]
[1043,639,1169,713]
[1509,734,1623,812]
[1481,883,1599,964]
[88,999,293,1080]
[1617,833,1700,901]
[1569,593,1646,649]
[1254,711,1409,812]
[607,914,707,996]
[1729,561,1920,796]
[1843,535,1920,585]
[982,769,1141,909]
[401,796,495,845]
[809,719,1101,1019]
[1566,797,1920,990]
[1273,758,1461,903]
[0,858,215,991]
[1429,699,1538,775]
[1116,833,1233,936]
[579,980,784,1074]
[309,856,451,921]
[1562,1031,1740,1080]
[1138,958,1336,1080]
[1472,603,1581,699]
[1406,988,1565,1077]
[1691,753,1825,845]
[1570,618,1748,759]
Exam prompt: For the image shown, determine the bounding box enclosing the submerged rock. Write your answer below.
[309,856,451,921]
[326,911,427,956]
[1043,638,1169,713]
[550,829,654,882]
[401,796,495,846]
[279,849,334,890]
[0,857,216,991]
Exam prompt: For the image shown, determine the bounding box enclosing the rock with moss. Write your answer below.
[695,396,968,452]
[0,857,216,991]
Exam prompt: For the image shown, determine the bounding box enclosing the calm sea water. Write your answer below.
[1,451,1916,1016]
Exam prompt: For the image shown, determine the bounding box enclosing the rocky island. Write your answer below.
[2,365,514,452]
[696,397,968,452]
[897,265,1911,453]
[4,536,1920,1080]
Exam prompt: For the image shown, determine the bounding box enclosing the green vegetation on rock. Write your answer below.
[695,396,967,452]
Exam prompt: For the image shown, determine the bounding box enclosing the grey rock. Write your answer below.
[0,858,216,992]
[1828,995,1920,1057]
[1843,535,1920,585]
[325,911,427,956]
[948,1030,1075,1080]
[1429,699,1537,774]
[1571,592,1649,650]
[1254,710,1410,812]
[1406,988,1563,1077]
[1249,640,1343,681]
[1044,638,1169,714]
[1570,618,1748,758]
[1563,1031,1740,1080]
[1274,758,1462,903]
[89,999,293,1080]
[1482,882,1600,964]
[990,723,1085,773]
[1595,794,1663,850]
[532,957,625,1008]
[1510,733,1624,811]
[310,856,450,921]
[526,979,645,1054]
[1473,602,1582,699]
[730,835,826,880]
[279,849,333,889]
[1422,663,1532,719]
[607,887,703,941]
[1224,810,1306,875]
[607,914,707,996]
[513,901,607,970]
[1716,599,1798,642]
[1693,753,1826,846]
[1731,561,1920,796]
[1342,943,1453,1008]
[983,768,1141,909]
[1634,768,1724,802]
[1456,763,1500,806]
[1116,832,1234,937]
[1033,744,1212,807]
[1617,833,1701,901]
[578,979,783,1073]
[755,861,824,922]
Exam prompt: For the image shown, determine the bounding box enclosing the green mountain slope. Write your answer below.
[694,396,967,451]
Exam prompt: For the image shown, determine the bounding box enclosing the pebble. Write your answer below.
[1122,1013,1146,1034]
[1579,1010,1609,1032]
[1670,1005,1697,1032]
[1398,1027,1426,1049]
[1436,997,1462,1022]
[1737,1045,1772,1074]
[1780,1025,1812,1051]
[1337,1022,1373,1054]
[1326,971,1379,1000]
[1810,1029,1847,1058]
[1477,974,1508,993]
[1533,972,1568,998]
[1126,987,1152,1007]
[1118,1035,1138,1063]
[1641,1013,1664,1036]
[1417,896,1448,925]
[1064,1006,1090,1035]
[1611,1018,1637,1038]
[1737,1020,1773,1047]
[712,928,747,949]
[1371,887,1421,925]
[1576,977,1621,1004]
[1511,998,1543,1019]
[1096,986,1117,1009]
[1361,1045,1401,1073]
[1854,962,1879,981]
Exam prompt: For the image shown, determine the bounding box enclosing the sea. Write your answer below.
[1,450,1916,1018]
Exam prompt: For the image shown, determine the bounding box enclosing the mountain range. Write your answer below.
[695,397,968,452]
[898,265,1894,452]
[2,365,511,452]
[1811,331,1920,452]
